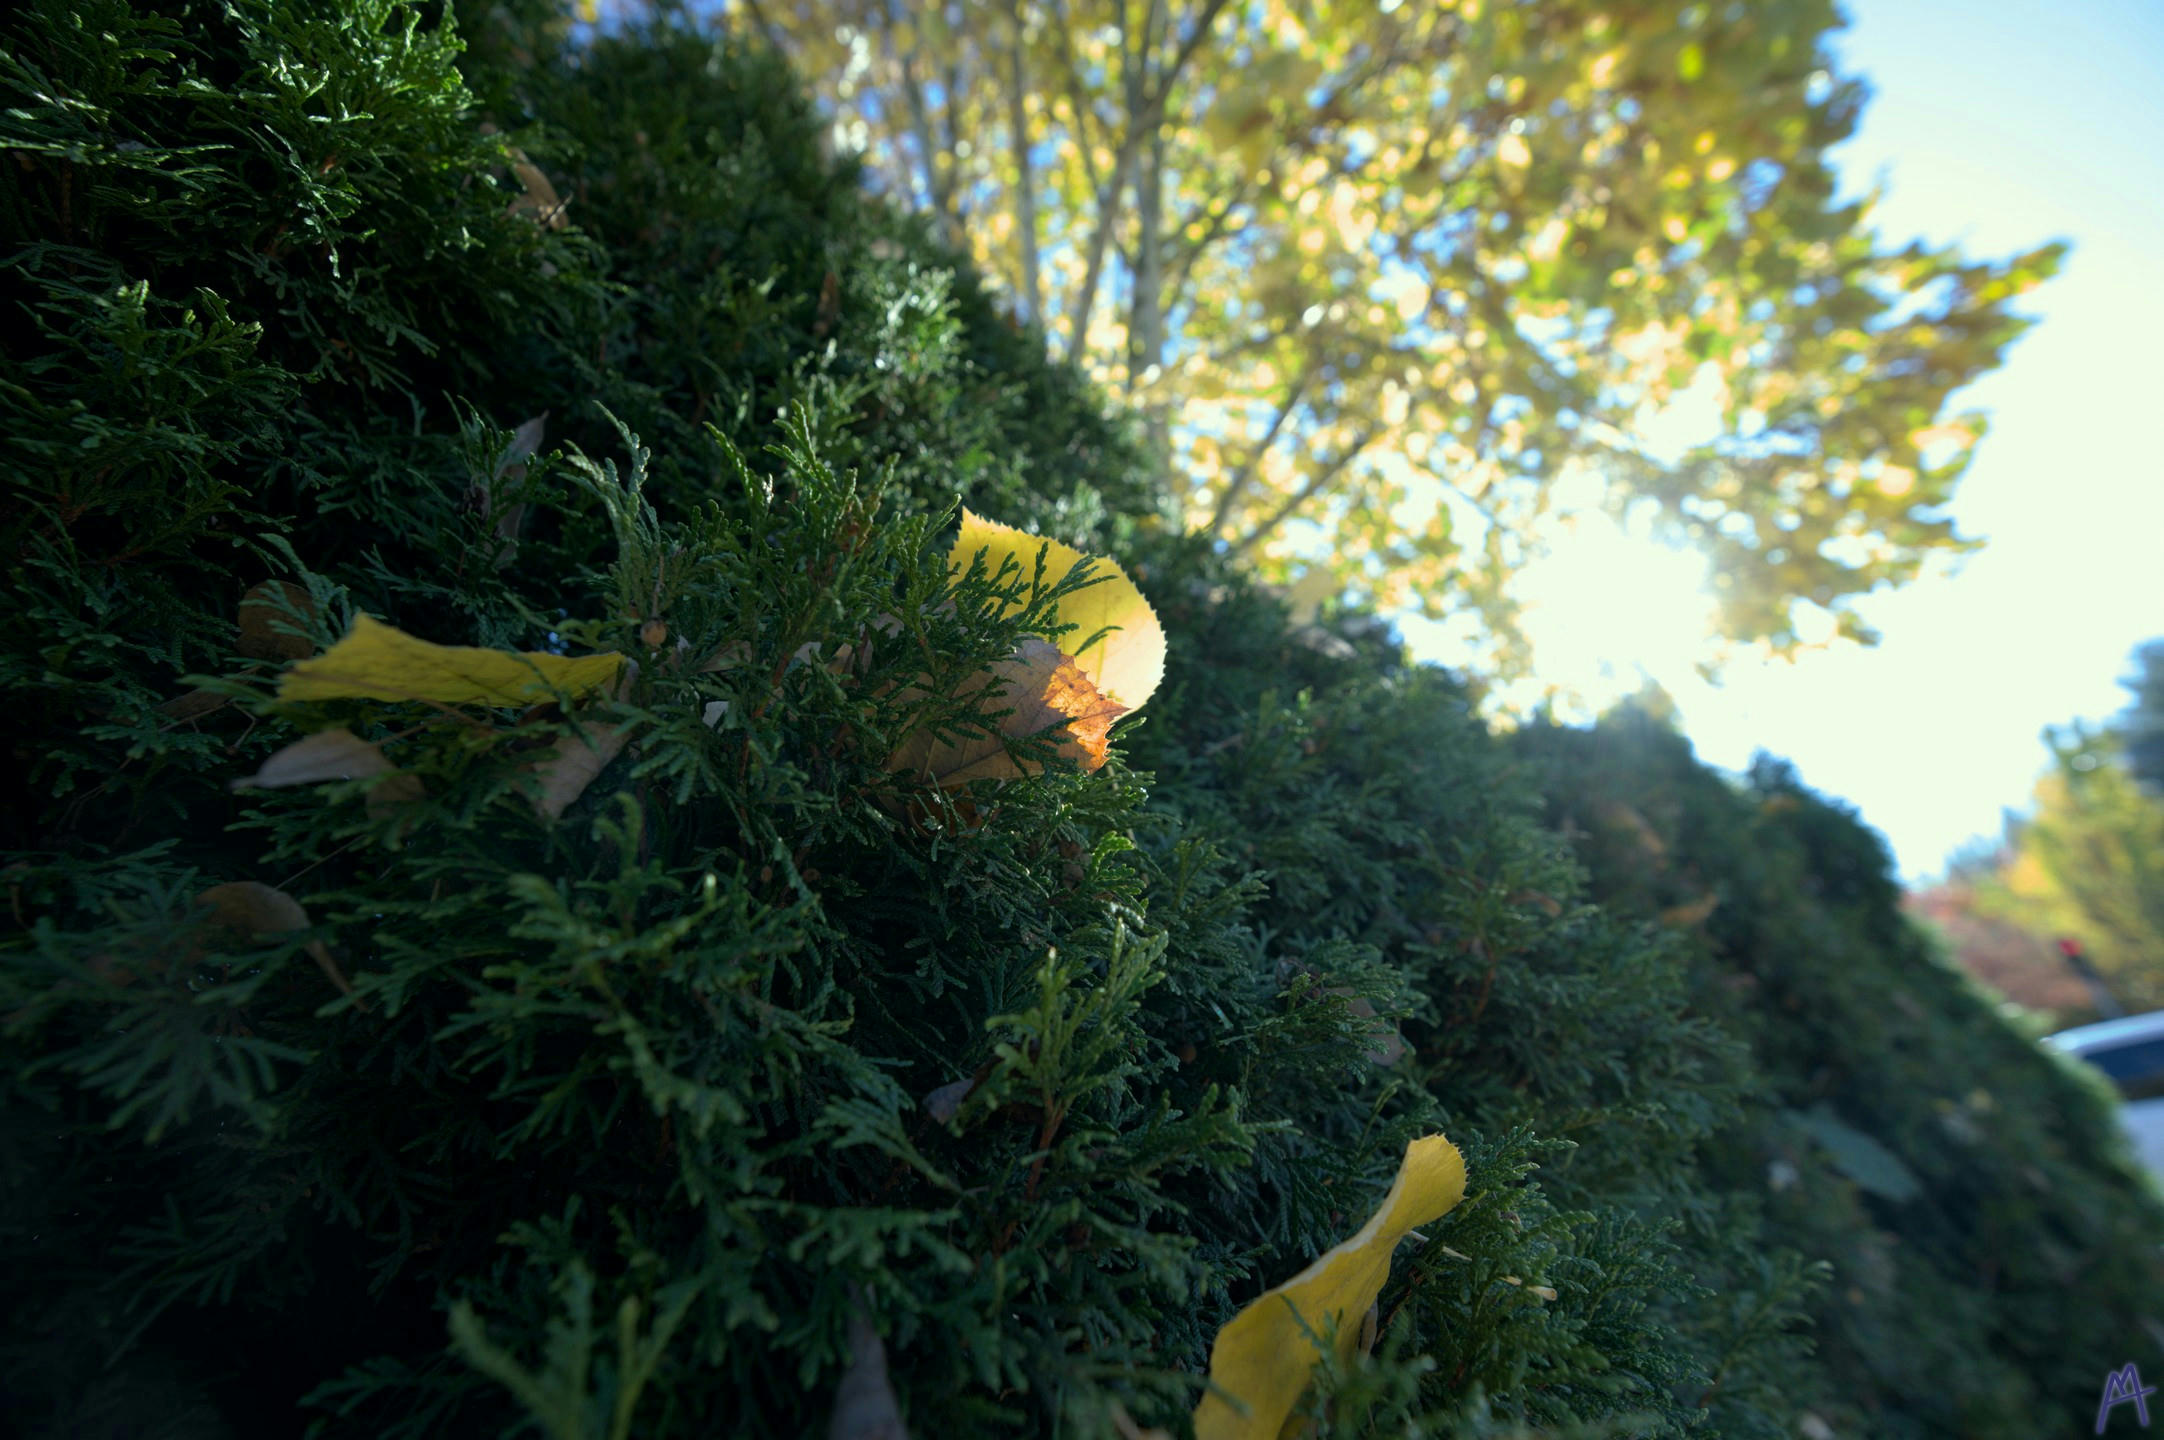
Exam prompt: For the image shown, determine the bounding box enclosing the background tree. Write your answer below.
[1979,724,2164,1014]
[2117,636,2164,796]
[734,0,2061,675]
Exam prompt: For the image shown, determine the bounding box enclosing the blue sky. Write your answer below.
[1418,0,2164,883]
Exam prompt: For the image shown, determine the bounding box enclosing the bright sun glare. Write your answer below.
[1493,507,1717,718]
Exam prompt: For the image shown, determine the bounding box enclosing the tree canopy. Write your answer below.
[2118,637,2164,797]
[1980,724,2164,1015]
[737,0,2062,675]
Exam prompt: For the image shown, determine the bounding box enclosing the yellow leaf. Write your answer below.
[278,614,625,707]
[886,637,1128,788]
[1194,1134,1467,1440]
[948,510,1164,712]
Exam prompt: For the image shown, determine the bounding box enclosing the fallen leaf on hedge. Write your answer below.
[1510,889,1564,918]
[525,666,639,820]
[1193,1134,1466,1440]
[827,1290,909,1440]
[278,614,624,707]
[1658,893,1720,929]
[922,1076,976,1124]
[506,152,569,229]
[1109,1402,1175,1440]
[949,510,1163,711]
[235,727,393,788]
[478,415,545,569]
[196,880,364,1007]
[237,581,319,661]
[699,641,752,674]
[1323,988,1408,1067]
[231,728,426,815]
[156,689,228,723]
[884,637,1126,788]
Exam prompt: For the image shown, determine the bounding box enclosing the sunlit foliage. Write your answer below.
[742,0,2063,674]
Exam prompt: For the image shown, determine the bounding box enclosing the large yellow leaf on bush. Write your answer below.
[1193,1134,1467,1440]
[278,614,625,706]
[948,510,1164,712]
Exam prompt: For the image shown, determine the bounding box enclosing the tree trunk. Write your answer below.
[1005,0,1041,325]
[1134,126,1167,453]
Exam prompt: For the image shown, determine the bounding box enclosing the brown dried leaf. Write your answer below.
[506,153,569,229]
[235,728,395,789]
[525,662,639,820]
[1110,1402,1175,1440]
[196,880,363,1007]
[1324,987,1409,1067]
[237,581,318,661]
[1658,893,1720,929]
[826,1291,909,1440]
[1511,888,1564,917]
[527,720,633,820]
[884,638,1127,789]
[922,1076,975,1124]
[156,689,228,723]
[232,728,425,817]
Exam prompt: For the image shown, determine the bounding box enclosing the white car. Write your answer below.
[2044,1010,2164,1178]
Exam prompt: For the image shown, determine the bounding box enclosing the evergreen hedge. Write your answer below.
[3,5,2158,1437]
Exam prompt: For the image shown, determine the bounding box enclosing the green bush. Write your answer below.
[3,5,2158,1438]
[1514,711,2164,1437]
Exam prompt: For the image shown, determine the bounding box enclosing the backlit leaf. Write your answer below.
[277,614,625,707]
[948,510,1164,712]
[1193,1134,1466,1440]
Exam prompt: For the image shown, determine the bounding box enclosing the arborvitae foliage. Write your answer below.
[1514,709,2164,1439]
[4,6,2159,1440]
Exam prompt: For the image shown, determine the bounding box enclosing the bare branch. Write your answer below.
[1209,364,1315,533]
[1062,0,1232,361]
[1231,423,1384,555]
[1163,177,1254,315]
[1005,0,1042,322]
[885,1,960,245]
[737,0,789,53]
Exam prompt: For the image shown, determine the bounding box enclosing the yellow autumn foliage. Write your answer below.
[1193,1134,1467,1440]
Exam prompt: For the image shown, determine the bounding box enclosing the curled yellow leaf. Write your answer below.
[1194,1134,1467,1440]
[948,510,1164,713]
[277,614,625,707]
